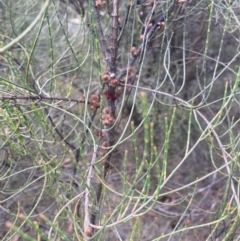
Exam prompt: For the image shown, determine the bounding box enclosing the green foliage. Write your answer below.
[0,0,240,240]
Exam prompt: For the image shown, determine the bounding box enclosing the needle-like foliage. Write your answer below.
[0,0,240,240]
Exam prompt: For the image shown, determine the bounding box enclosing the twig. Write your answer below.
[0,94,86,103]
[117,3,131,42]
[91,0,111,71]
[84,146,98,238]
[111,0,119,73]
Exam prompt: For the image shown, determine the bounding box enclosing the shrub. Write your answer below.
[0,0,240,240]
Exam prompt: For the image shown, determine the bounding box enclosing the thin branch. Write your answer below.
[0,94,86,104]
[117,3,131,42]
[110,0,119,73]
[84,146,98,238]
[91,0,111,71]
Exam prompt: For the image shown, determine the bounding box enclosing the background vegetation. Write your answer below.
[0,0,240,240]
